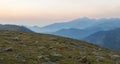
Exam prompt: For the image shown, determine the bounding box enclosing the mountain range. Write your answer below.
[84,28,120,51]
[28,17,98,33]
[0,19,120,63]
[28,17,120,51]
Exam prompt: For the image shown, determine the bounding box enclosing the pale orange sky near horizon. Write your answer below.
[0,0,120,26]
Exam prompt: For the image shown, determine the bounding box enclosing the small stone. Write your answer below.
[111,55,120,60]
[98,48,102,51]
[38,55,50,61]
[116,61,120,64]
[92,52,99,56]
[0,57,4,60]
[15,53,26,62]
[38,46,46,49]
[50,52,63,57]
[42,61,56,64]
[49,37,57,41]
[95,56,104,62]
[49,47,57,50]
[12,36,19,41]
[77,56,90,64]
[3,47,13,52]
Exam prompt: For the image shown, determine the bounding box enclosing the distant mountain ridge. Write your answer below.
[28,17,98,33]
[29,17,120,33]
[0,24,33,32]
[84,28,120,51]
[28,17,120,51]
[52,28,95,39]
[50,18,120,39]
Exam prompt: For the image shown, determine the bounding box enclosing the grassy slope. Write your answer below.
[0,30,120,64]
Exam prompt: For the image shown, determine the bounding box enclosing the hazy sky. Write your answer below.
[0,0,120,26]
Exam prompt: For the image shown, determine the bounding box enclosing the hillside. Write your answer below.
[0,30,120,64]
[84,28,120,51]
[52,28,94,39]
[0,24,33,32]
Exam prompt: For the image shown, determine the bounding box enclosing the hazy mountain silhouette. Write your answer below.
[84,28,120,51]
[50,18,120,39]
[29,17,98,33]
[52,28,96,39]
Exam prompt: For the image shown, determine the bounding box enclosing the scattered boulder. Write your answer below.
[79,48,87,55]
[77,56,90,64]
[0,57,4,61]
[98,48,102,51]
[12,36,20,41]
[65,42,79,47]
[42,61,56,64]
[80,50,86,55]
[92,52,99,56]
[49,37,58,41]
[50,52,63,57]
[38,46,46,49]
[116,61,120,64]
[95,55,105,62]
[19,41,24,45]
[110,55,120,60]
[15,53,26,62]
[34,41,39,44]
[3,47,13,52]
[38,55,50,61]
[49,47,57,50]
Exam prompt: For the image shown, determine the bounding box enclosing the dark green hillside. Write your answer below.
[0,30,120,64]
[0,24,33,32]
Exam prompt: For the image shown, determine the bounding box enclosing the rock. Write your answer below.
[80,51,86,55]
[66,42,79,47]
[0,47,2,52]
[80,48,87,55]
[38,46,46,49]
[116,61,120,64]
[19,41,24,45]
[98,48,102,51]
[49,47,57,50]
[3,47,13,52]
[38,55,50,61]
[95,55,104,62]
[15,53,26,62]
[111,55,120,60]
[0,57,4,60]
[49,37,58,41]
[50,52,63,57]
[12,36,20,41]
[77,56,91,64]
[34,41,39,44]
[92,52,99,56]
[42,61,56,64]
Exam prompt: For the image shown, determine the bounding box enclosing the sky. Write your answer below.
[0,0,120,26]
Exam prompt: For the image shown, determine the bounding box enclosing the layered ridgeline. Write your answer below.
[28,18,120,51]
[28,17,99,33]
[84,28,120,51]
[50,18,120,39]
[51,28,92,39]
[0,30,120,64]
[0,24,33,32]
[28,18,120,34]
[28,18,120,40]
